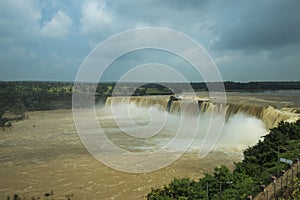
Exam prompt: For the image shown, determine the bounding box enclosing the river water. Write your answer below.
[0,91,299,199]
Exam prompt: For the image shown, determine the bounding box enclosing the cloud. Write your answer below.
[215,49,300,81]
[0,0,41,38]
[214,0,300,51]
[0,0,40,22]
[40,11,73,38]
[0,0,300,81]
[80,0,113,35]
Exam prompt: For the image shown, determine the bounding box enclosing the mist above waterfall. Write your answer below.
[215,113,267,152]
[97,101,268,154]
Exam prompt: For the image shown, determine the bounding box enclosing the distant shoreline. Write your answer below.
[1,81,300,128]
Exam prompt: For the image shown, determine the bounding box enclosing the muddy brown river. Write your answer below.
[1,91,299,199]
[0,110,238,200]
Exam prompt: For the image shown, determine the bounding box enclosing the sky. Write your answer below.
[0,0,299,82]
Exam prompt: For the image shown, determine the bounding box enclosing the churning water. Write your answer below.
[97,101,268,155]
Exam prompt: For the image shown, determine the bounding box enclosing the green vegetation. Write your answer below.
[0,81,173,127]
[6,190,74,200]
[0,81,73,111]
[147,120,300,199]
[278,178,300,199]
[0,81,74,127]
[191,81,300,91]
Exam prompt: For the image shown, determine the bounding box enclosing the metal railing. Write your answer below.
[254,160,300,200]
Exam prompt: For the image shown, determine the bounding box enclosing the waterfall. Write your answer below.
[105,96,300,129]
[105,96,169,111]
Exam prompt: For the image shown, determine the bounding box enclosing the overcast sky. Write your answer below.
[0,0,299,82]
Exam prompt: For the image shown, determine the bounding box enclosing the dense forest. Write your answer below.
[0,81,73,127]
[147,120,300,199]
[192,81,300,91]
[1,81,300,128]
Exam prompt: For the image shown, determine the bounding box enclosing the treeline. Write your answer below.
[0,81,73,127]
[0,81,73,111]
[190,81,300,91]
[0,81,172,127]
[147,120,300,199]
[1,81,300,127]
[98,81,300,93]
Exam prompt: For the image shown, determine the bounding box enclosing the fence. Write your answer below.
[254,160,300,200]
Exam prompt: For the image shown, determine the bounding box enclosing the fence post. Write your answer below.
[273,183,276,200]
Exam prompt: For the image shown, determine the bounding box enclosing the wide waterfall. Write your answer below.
[105,95,300,129]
